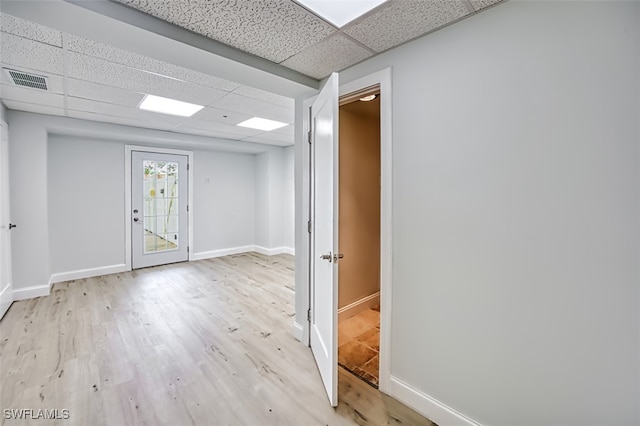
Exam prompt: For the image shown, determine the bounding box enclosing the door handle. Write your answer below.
[320,252,332,262]
[333,253,344,263]
[8,223,16,230]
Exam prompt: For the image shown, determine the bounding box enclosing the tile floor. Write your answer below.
[338,307,380,387]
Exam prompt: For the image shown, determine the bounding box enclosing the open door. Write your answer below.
[310,73,340,406]
[0,121,13,319]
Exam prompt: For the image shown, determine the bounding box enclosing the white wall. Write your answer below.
[269,149,285,249]
[48,136,125,274]
[254,149,293,253]
[297,1,640,425]
[255,152,271,248]
[283,145,295,251]
[192,150,256,254]
[8,111,294,293]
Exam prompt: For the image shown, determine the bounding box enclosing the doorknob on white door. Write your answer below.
[320,252,332,262]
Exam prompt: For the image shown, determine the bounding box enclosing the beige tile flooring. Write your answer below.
[338,308,380,387]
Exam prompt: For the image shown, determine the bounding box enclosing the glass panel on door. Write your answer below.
[142,160,179,254]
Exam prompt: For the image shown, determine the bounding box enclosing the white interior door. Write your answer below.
[310,73,340,406]
[132,151,188,269]
[0,121,13,319]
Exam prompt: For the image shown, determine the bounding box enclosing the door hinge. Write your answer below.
[187,246,190,253]
[308,130,312,144]
[187,163,190,170]
[307,220,312,234]
[187,205,189,212]
[307,309,311,322]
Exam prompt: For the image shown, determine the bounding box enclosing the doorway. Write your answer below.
[336,90,381,388]
[0,121,13,319]
[126,147,193,270]
[305,68,392,405]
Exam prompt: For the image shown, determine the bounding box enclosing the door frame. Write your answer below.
[302,68,393,393]
[125,145,194,271]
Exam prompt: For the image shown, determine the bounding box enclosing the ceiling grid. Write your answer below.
[1,0,505,147]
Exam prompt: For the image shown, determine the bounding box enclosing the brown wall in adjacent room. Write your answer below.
[338,97,381,309]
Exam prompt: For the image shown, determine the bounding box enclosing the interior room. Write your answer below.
[1,1,639,425]
[337,92,381,388]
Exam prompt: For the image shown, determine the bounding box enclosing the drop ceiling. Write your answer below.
[114,0,505,79]
[0,0,506,148]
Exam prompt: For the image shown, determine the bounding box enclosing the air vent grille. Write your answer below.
[5,69,48,90]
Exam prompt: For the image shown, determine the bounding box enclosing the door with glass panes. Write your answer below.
[132,151,188,269]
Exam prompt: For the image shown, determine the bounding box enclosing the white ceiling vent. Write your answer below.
[4,68,48,91]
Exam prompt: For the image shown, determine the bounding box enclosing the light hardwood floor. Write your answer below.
[0,253,434,426]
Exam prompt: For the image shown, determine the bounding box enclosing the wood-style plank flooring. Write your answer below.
[0,253,433,425]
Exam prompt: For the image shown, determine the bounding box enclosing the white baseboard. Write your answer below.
[193,246,294,260]
[389,376,482,426]
[292,321,304,342]
[50,264,129,284]
[13,283,51,301]
[0,282,13,319]
[191,245,254,261]
[338,292,380,323]
[254,246,292,256]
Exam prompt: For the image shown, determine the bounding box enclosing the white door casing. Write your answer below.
[0,121,13,319]
[310,73,340,407]
[131,151,189,269]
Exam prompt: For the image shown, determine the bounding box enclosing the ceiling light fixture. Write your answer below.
[138,94,204,117]
[296,0,388,28]
[237,117,288,132]
[359,94,378,102]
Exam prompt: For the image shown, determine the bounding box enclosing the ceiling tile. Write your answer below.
[67,78,144,107]
[177,118,263,138]
[191,106,253,126]
[271,124,294,136]
[343,0,470,53]
[2,99,65,117]
[66,52,227,106]
[232,85,294,109]
[0,65,64,94]
[212,93,294,124]
[64,34,240,92]
[470,0,503,12]
[67,97,185,127]
[170,125,246,141]
[1,14,62,47]
[280,34,372,79]
[244,131,294,145]
[115,0,336,63]
[243,134,293,147]
[0,84,64,108]
[67,110,176,131]
[1,33,64,75]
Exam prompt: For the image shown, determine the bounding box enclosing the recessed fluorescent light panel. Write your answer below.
[138,94,204,117]
[297,0,388,28]
[237,117,288,132]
